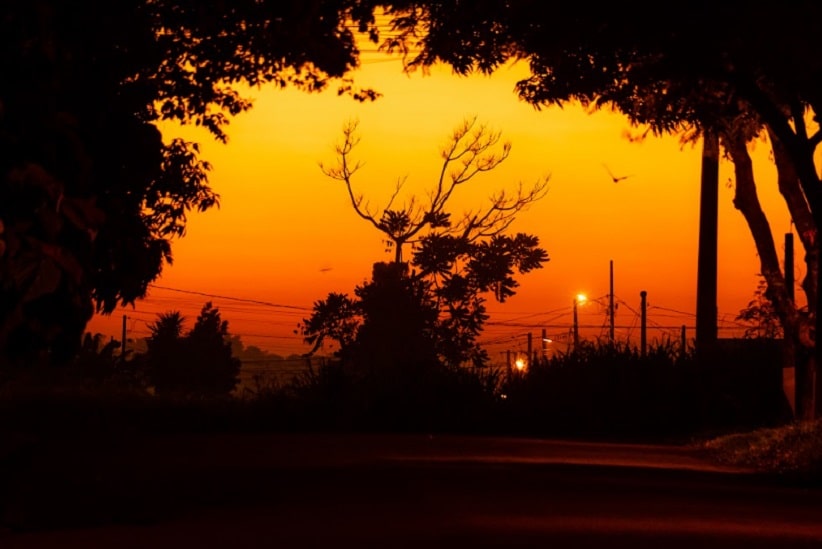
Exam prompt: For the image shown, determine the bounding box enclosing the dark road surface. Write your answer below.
[2,433,821,548]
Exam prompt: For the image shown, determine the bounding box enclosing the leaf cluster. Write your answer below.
[144,302,241,398]
[377,2,822,134]
[0,1,384,364]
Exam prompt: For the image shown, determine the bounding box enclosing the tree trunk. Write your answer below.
[769,128,817,419]
[725,133,807,417]
[769,128,817,310]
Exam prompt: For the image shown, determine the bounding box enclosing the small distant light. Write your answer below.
[515,358,526,371]
[543,338,553,343]
[576,293,587,304]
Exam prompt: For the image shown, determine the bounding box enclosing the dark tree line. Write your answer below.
[144,302,241,398]
[0,1,380,368]
[299,119,548,371]
[366,2,822,418]
[4,1,822,418]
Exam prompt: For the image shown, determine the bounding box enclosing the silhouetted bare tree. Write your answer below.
[370,2,822,417]
[303,119,549,368]
[320,117,548,263]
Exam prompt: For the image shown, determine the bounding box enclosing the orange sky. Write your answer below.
[87,55,795,360]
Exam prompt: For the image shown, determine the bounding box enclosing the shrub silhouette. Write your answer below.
[146,303,240,398]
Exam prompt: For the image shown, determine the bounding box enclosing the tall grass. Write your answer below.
[0,339,791,440]
[499,339,791,442]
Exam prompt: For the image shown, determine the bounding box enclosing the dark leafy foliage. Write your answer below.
[300,292,361,356]
[737,278,785,340]
[146,303,240,398]
[377,3,822,134]
[371,2,822,417]
[306,119,549,369]
[299,227,550,370]
[502,340,791,440]
[0,1,381,367]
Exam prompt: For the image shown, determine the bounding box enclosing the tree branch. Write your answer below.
[319,120,384,232]
[724,131,809,347]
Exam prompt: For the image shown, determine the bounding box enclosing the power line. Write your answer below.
[148,284,312,311]
[649,305,696,317]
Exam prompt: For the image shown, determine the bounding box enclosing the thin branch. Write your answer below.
[455,177,550,241]
[320,118,549,262]
[319,120,383,232]
[383,176,409,212]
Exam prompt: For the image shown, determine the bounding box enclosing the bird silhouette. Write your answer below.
[602,163,634,183]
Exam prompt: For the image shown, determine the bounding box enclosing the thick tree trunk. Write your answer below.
[736,77,822,419]
[768,128,817,419]
[726,135,800,336]
[725,133,808,417]
[769,128,817,311]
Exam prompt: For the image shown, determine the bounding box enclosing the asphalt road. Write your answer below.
[2,433,821,548]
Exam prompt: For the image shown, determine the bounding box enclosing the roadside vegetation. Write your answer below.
[0,332,792,443]
[700,420,822,482]
[0,329,809,531]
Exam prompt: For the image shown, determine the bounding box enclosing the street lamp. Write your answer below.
[573,293,587,349]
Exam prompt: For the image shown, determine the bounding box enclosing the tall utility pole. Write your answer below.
[121,314,128,363]
[541,328,548,359]
[527,332,533,364]
[640,291,648,357]
[696,131,719,350]
[573,297,580,349]
[609,260,615,344]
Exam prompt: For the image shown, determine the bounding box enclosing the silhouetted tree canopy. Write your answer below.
[302,119,548,368]
[370,2,822,416]
[146,303,240,397]
[302,228,548,370]
[737,278,783,340]
[0,1,381,366]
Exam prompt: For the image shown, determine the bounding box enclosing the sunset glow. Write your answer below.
[86,56,795,359]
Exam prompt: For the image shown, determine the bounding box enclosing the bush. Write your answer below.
[145,303,241,398]
[498,339,790,441]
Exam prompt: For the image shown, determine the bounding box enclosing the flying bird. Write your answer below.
[319,266,333,273]
[602,163,634,183]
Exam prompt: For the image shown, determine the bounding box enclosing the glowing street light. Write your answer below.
[514,357,526,371]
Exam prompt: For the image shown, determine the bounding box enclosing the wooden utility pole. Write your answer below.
[121,314,128,363]
[527,332,533,365]
[609,260,615,344]
[696,131,719,350]
[541,328,548,359]
[640,291,648,357]
[573,298,580,350]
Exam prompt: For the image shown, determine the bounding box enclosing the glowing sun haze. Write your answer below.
[87,55,795,358]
